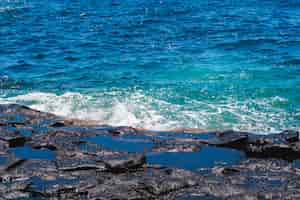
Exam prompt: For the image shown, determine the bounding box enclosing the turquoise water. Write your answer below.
[0,0,299,133]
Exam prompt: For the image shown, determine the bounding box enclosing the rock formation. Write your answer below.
[0,104,299,199]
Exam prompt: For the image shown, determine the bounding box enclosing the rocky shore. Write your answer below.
[0,104,300,199]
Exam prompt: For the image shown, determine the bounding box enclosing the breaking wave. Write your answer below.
[0,90,298,134]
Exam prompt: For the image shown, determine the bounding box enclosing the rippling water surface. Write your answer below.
[0,0,299,133]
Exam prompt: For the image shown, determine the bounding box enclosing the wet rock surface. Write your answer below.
[0,104,299,199]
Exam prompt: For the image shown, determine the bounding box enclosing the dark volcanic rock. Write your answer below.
[32,142,58,151]
[212,166,240,176]
[3,157,27,172]
[0,126,28,148]
[104,154,146,173]
[59,164,105,172]
[0,104,300,199]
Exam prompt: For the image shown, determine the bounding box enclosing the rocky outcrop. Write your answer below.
[0,104,299,199]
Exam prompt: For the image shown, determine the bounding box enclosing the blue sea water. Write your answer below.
[0,0,299,133]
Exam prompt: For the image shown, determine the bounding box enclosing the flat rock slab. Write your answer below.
[0,126,28,148]
[104,154,146,173]
[0,104,299,199]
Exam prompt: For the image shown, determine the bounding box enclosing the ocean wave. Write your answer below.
[0,0,30,13]
[0,6,24,12]
[0,91,298,134]
[0,91,172,130]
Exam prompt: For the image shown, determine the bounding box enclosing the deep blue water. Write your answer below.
[0,0,299,133]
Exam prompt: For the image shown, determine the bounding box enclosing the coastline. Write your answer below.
[0,103,299,199]
[1,0,300,199]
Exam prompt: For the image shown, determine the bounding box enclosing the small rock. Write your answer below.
[212,166,240,176]
[104,155,146,173]
[59,164,105,172]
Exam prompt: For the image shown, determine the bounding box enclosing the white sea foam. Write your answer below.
[0,91,174,130]
[0,91,298,134]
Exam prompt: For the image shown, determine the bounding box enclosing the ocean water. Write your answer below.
[0,0,299,133]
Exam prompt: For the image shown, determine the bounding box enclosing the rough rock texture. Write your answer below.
[0,104,299,199]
